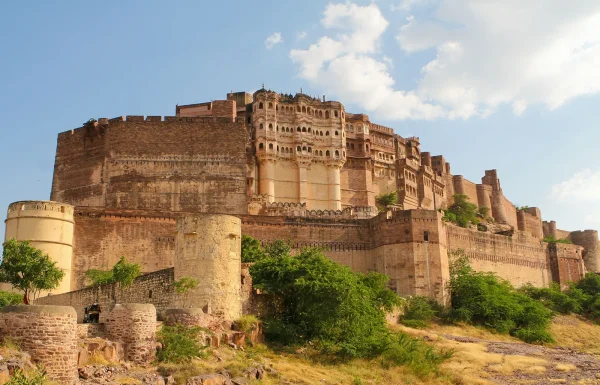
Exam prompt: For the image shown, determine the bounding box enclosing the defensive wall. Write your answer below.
[51,115,248,216]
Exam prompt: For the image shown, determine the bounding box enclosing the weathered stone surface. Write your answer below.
[186,374,232,385]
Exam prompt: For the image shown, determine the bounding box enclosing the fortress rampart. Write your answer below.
[7,87,599,315]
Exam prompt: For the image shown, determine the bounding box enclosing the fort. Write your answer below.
[4,87,599,313]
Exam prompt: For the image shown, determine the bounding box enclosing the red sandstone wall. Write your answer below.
[52,116,248,215]
[452,176,478,206]
[517,210,543,239]
[446,226,552,287]
[340,160,373,207]
[503,196,519,228]
[72,209,176,289]
[548,243,586,288]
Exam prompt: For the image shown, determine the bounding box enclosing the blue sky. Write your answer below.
[0,0,598,232]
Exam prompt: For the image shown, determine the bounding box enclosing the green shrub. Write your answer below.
[447,250,554,343]
[442,195,479,228]
[381,333,453,376]
[400,296,440,328]
[250,246,401,358]
[520,283,582,314]
[85,256,141,288]
[157,324,207,363]
[233,315,260,332]
[376,192,398,209]
[6,368,47,385]
[241,235,266,263]
[542,235,572,244]
[0,291,22,308]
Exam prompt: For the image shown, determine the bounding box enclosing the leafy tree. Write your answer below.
[173,276,198,308]
[85,257,141,288]
[443,194,480,227]
[0,239,65,304]
[241,235,266,263]
[446,249,554,343]
[376,192,398,209]
[264,239,292,258]
[250,245,401,358]
[542,235,573,244]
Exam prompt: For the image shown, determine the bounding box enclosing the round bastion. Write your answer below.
[4,200,74,294]
[174,214,242,321]
[0,305,78,385]
[104,303,157,364]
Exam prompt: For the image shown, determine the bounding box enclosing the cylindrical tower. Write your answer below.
[326,160,343,210]
[570,230,600,274]
[175,214,242,320]
[258,157,276,202]
[491,190,509,225]
[4,201,74,294]
[476,184,492,215]
[104,303,157,364]
[0,305,78,385]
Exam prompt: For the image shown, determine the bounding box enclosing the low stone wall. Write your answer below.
[0,305,78,385]
[34,268,176,321]
[104,304,157,364]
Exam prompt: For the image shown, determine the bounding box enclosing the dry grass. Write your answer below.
[113,376,142,385]
[550,315,600,354]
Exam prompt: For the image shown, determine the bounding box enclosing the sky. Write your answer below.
[0,0,599,232]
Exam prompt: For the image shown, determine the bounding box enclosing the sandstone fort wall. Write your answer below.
[51,116,248,215]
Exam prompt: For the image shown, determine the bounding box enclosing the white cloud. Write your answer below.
[383,56,394,69]
[290,1,600,121]
[397,0,600,118]
[265,32,283,49]
[290,3,443,120]
[297,31,307,40]
[551,169,600,203]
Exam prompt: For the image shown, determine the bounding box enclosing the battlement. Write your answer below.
[7,200,74,215]
[370,124,394,135]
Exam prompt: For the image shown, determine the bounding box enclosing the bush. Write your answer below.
[241,235,266,263]
[376,192,398,209]
[157,324,207,363]
[250,246,401,358]
[442,195,479,228]
[85,257,141,288]
[0,291,22,308]
[400,296,440,328]
[6,368,47,385]
[381,333,453,377]
[520,283,582,314]
[542,235,572,244]
[446,250,554,343]
[233,315,260,333]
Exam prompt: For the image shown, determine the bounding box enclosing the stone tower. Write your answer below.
[174,214,242,320]
[4,201,74,294]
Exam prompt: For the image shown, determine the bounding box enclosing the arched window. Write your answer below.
[335,131,339,136]
[320,131,324,136]
[297,127,301,132]
[286,127,290,132]
[308,127,311,133]
[297,105,301,112]
[269,102,273,109]
[269,143,273,150]
[276,125,279,131]
[247,117,251,124]
[326,150,330,157]
[259,102,263,109]
[276,105,278,111]
[308,147,312,152]
[335,150,340,158]
[302,146,307,152]
[277,145,279,152]
[326,131,330,136]
[259,143,264,150]
[366,144,369,151]
[269,123,273,130]
[302,106,306,113]
[334,111,338,118]
[326,111,330,118]
[297,146,301,152]
[302,127,306,132]
[319,111,323,118]
[259,123,263,130]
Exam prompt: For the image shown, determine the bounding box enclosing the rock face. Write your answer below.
[186,374,232,385]
[104,303,157,364]
[0,305,78,385]
[77,338,125,366]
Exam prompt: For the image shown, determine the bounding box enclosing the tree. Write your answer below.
[443,194,479,227]
[250,245,401,358]
[85,257,141,288]
[173,276,198,308]
[0,239,65,304]
[241,235,266,263]
[376,191,398,209]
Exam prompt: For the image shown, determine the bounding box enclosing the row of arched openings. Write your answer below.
[256,102,343,119]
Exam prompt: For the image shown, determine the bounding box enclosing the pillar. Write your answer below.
[298,164,308,204]
[258,158,275,203]
[0,305,78,384]
[327,162,342,210]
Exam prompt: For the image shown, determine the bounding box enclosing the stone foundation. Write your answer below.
[0,305,78,385]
